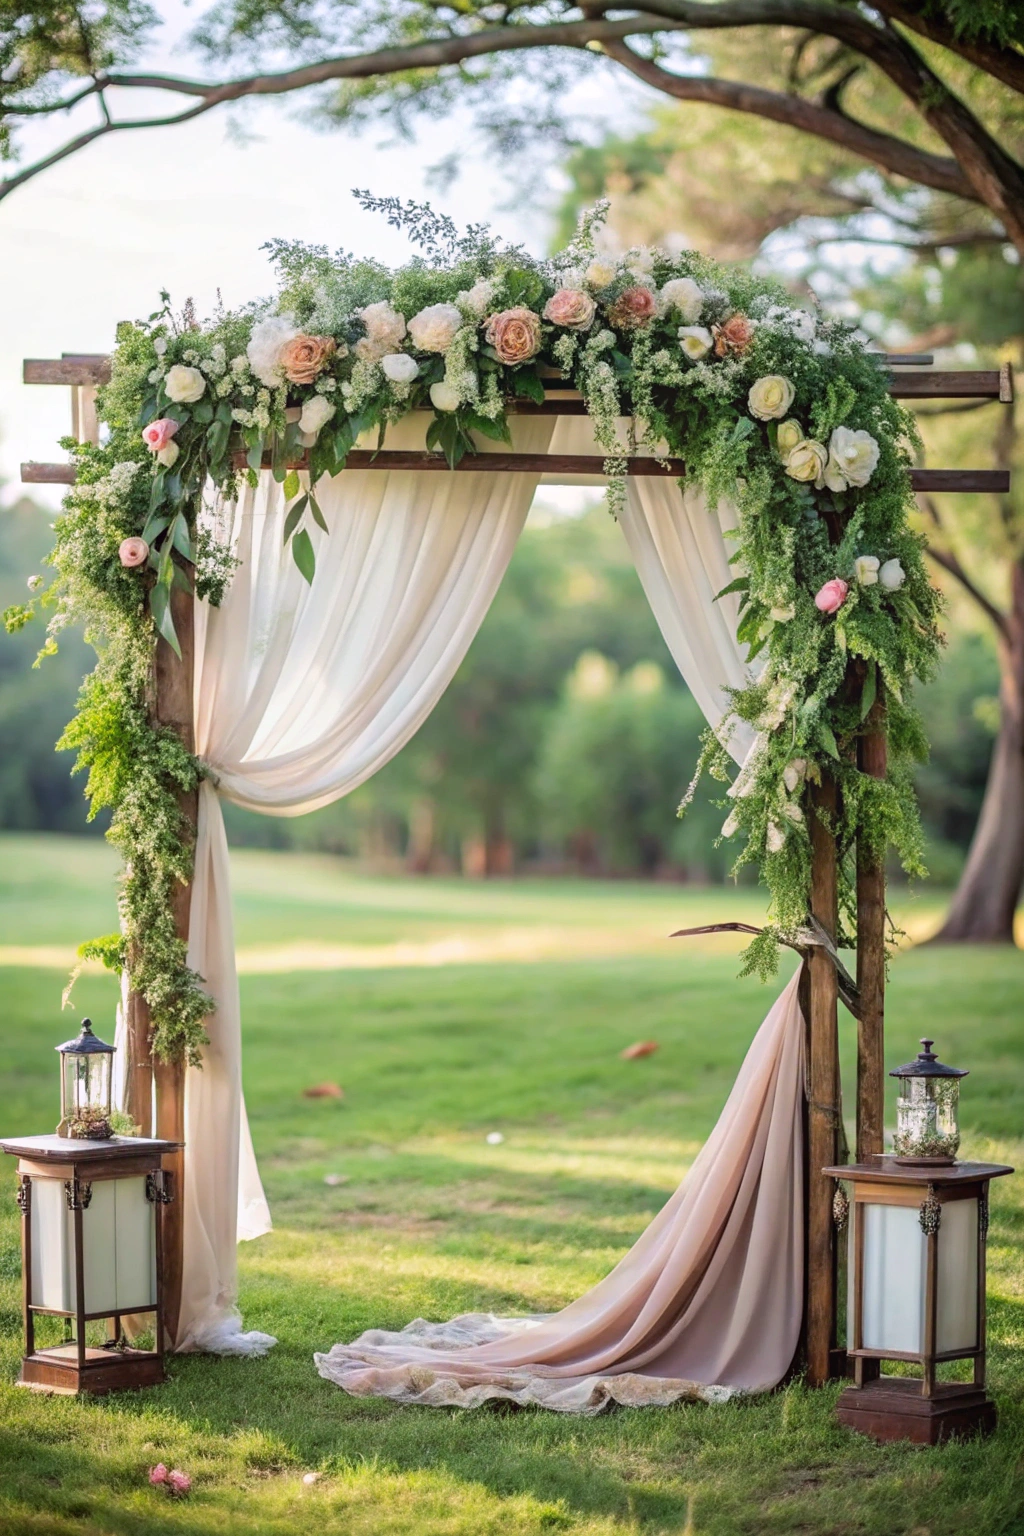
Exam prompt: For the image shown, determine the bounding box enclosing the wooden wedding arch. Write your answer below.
[22,351,1014,1383]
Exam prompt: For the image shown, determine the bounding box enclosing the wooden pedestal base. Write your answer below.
[837,1377,996,1445]
[18,1344,166,1396]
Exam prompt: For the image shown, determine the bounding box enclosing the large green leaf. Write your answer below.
[149,580,181,659]
[282,493,308,544]
[283,469,301,501]
[292,527,316,585]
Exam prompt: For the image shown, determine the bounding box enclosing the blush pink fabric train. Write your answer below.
[314,968,805,1414]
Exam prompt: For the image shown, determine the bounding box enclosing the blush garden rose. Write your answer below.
[484,307,542,364]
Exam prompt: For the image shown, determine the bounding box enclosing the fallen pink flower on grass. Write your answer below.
[148,1464,168,1486]
[620,1041,659,1060]
[167,1470,192,1496]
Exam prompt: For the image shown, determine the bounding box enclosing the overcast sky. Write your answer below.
[1,6,640,508]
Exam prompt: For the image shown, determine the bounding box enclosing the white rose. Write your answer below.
[356,301,407,362]
[163,364,206,404]
[776,419,803,464]
[382,353,420,384]
[748,375,796,421]
[584,258,617,291]
[824,426,880,491]
[429,380,461,412]
[770,604,796,623]
[156,441,180,468]
[785,438,828,485]
[661,278,704,323]
[246,316,298,388]
[879,558,906,591]
[854,554,880,586]
[678,326,713,360]
[298,394,335,438]
[408,303,463,354]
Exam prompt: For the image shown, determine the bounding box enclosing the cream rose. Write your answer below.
[823,425,880,491]
[429,380,461,412]
[785,438,828,485]
[748,375,795,421]
[164,364,206,404]
[776,419,803,463]
[156,441,179,468]
[660,277,703,323]
[678,326,713,360]
[854,554,880,586]
[879,558,906,591]
[382,353,419,384]
[408,303,463,354]
[584,258,617,291]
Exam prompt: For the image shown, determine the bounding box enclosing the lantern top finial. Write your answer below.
[56,1018,114,1056]
[890,1038,968,1079]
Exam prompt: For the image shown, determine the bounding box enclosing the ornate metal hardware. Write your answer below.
[832,1182,850,1230]
[15,1176,31,1214]
[64,1178,92,1211]
[145,1169,173,1205]
[919,1187,941,1236]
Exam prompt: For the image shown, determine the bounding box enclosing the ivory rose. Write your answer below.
[879,558,906,590]
[607,285,657,330]
[280,334,336,385]
[815,578,849,614]
[429,380,461,412]
[484,307,542,364]
[163,364,206,404]
[776,419,803,463]
[119,537,149,568]
[543,288,596,330]
[785,438,828,485]
[142,417,179,452]
[382,353,419,384]
[156,441,179,468]
[854,554,880,586]
[408,303,463,354]
[712,314,755,357]
[584,258,617,291]
[823,425,880,491]
[298,395,335,438]
[355,302,407,362]
[748,375,795,421]
[678,326,713,360]
[660,277,703,323]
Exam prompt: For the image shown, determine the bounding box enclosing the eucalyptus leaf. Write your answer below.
[283,469,301,501]
[148,582,181,659]
[292,527,316,585]
[309,493,329,534]
[282,493,309,544]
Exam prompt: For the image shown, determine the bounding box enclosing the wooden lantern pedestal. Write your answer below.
[825,1158,1012,1446]
[1,1134,180,1396]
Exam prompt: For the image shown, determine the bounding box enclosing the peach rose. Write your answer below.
[606,285,657,330]
[119,537,149,568]
[712,314,755,357]
[280,334,336,385]
[142,417,179,452]
[543,288,596,330]
[484,307,542,365]
[814,578,849,614]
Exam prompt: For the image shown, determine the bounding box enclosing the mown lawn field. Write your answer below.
[1,834,1022,1536]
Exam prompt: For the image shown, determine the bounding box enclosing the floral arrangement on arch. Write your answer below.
[6,199,941,1057]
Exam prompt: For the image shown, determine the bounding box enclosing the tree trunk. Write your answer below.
[932,560,1024,943]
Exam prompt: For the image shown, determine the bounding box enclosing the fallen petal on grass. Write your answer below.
[620,1041,659,1059]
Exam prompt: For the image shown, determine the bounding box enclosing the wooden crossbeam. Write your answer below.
[19,456,1012,492]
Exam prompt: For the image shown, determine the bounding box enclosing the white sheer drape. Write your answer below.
[176,414,555,1352]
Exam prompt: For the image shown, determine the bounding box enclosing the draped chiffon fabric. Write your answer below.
[315,967,805,1410]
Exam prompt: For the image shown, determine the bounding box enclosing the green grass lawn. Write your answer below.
[1,834,1022,1535]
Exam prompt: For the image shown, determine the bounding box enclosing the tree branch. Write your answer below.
[920,494,1010,640]
[596,39,973,200]
[871,0,1024,99]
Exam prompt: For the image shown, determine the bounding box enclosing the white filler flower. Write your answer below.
[246,316,298,388]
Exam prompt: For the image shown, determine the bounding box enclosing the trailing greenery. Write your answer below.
[5,199,942,1047]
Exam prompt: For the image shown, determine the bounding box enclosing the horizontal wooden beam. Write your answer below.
[20,458,1011,492]
[22,355,1012,403]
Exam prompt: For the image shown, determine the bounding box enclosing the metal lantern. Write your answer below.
[891,1038,967,1165]
[56,1019,115,1138]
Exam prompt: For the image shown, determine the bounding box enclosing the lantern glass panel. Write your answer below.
[893,1076,960,1161]
[61,1049,112,1122]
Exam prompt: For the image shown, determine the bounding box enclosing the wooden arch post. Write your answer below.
[22,352,1011,1367]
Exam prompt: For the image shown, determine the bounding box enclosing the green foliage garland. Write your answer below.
[6,199,942,1056]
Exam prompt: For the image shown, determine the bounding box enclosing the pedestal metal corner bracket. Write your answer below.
[64,1178,92,1211]
[919,1187,941,1236]
[145,1169,173,1205]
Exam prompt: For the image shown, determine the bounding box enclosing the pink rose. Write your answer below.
[279,334,336,385]
[149,1464,168,1486]
[712,314,755,357]
[606,285,657,330]
[484,307,542,365]
[814,578,849,614]
[167,1470,192,1496]
[543,288,596,330]
[119,537,149,568]
[142,418,180,453]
